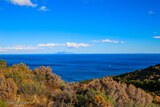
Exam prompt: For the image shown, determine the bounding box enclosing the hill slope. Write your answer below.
[0,60,160,107]
[114,64,160,96]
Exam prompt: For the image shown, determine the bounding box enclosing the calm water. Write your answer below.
[0,54,160,82]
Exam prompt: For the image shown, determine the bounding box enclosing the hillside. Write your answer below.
[0,60,160,107]
[114,64,160,96]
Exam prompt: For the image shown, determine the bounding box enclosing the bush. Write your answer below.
[0,60,7,68]
[18,79,46,95]
[0,60,159,107]
[76,88,111,107]
[5,71,23,84]
[0,100,7,107]
[0,75,18,100]
[33,66,65,89]
[4,64,34,85]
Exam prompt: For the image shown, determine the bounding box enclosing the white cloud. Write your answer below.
[0,45,39,51]
[92,39,124,44]
[9,0,37,7]
[0,49,6,52]
[37,43,65,47]
[153,36,160,39]
[37,42,91,48]
[102,39,119,43]
[66,42,91,48]
[39,6,49,11]
[0,42,91,53]
[6,46,38,50]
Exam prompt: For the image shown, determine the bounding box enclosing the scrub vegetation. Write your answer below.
[0,60,159,107]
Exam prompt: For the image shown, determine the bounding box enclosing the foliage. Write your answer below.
[0,60,7,69]
[18,79,46,95]
[0,60,159,107]
[76,88,110,107]
[114,64,160,96]
[0,100,7,107]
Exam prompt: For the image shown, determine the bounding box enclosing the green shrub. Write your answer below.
[0,100,7,107]
[76,88,110,107]
[5,71,23,84]
[18,79,46,95]
[0,60,7,68]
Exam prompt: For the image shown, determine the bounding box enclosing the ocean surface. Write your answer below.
[0,54,160,82]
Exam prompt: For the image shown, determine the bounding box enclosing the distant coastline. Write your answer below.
[1,53,160,55]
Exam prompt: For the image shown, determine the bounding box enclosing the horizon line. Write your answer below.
[1,53,160,55]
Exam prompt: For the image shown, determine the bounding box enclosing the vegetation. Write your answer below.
[0,100,7,107]
[0,60,160,107]
[114,65,160,99]
[0,60,7,68]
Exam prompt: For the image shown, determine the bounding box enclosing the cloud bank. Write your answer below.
[4,0,50,12]
[9,0,37,7]
[92,39,124,44]
[153,36,160,39]
[0,45,39,52]
[37,42,91,48]
[37,43,65,47]
[66,42,91,48]
[0,42,91,52]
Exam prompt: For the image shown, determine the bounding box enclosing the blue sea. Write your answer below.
[0,54,160,82]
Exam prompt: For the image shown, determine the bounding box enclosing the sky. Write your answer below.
[0,0,160,54]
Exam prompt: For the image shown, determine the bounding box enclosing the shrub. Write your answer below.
[0,60,159,107]
[4,64,34,85]
[0,100,7,107]
[0,74,18,100]
[5,70,23,84]
[76,88,111,107]
[0,60,7,69]
[33,66,65,89]
[18,79,46,95]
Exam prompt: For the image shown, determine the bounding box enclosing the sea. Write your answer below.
[0,54,160,82]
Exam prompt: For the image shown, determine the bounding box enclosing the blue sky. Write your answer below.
[0,0,160,54]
